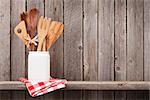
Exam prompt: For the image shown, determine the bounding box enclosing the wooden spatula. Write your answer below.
[37,16,51,51]
[46,22,64,50]
[46,21,57,50]
[51,23,64,45]
[14,21,30,49]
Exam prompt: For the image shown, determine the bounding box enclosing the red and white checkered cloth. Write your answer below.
[19,78,67,97]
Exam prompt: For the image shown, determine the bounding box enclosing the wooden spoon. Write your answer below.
[20,8,39,51]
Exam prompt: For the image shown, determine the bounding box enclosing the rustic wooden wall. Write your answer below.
[0,0,149,100]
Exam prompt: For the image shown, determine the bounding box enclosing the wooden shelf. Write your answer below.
[0,81,149,90]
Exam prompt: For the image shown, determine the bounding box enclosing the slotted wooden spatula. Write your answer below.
[46,22,64,50]
[51,23,64,46]
[37,16,51,51]
[46,21,57,50]
[14,21,30,49]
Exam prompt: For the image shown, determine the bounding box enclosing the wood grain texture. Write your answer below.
[83,0,97,83]
[98,0,114,99]
[11,0,25,81]
[0,0,149,100]
[64,0,83,81]
[143,0,150,99]
[115,0,126,81]
[0,0,10,82]
[0,91,11,100]
[66,81,150,90]
[127,0,144,100]
[127,0,144,81]
[27,0,44,16]
[11,0,26,99]
[127,91,148,100]
[0,0,10,99]
[83,0,97,100]
[26,0,44,99]
[0,81,150,90]
[45,0,64,79]
[98,0,114,82]
[64,0,83,100]
[45,0,64,99]
[43,90,63,100]
[144,0,150,81]
[11,90,26,100]
[115,0,127,100]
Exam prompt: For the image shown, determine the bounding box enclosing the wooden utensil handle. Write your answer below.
[37,41,43,51]
[42,39,46,51]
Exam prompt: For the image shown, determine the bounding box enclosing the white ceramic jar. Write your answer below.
[28,51,50,82]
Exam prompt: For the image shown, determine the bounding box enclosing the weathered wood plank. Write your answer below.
[45,0,64,99]
[11,0,26,99]
[45,0,64,80]
[127,91,149,100]
[0,91,11,100]
[11,0,25,81]
[64,0,83,81]
[0,81,149,90]
[98,0,114,82]
[11,90,26,100]
[115,0,126,81]
[0,0,10,82]
[144,0,150,81]
[27,0,44,16]
[64,0,83,99]
[127,0,144,100]
[115,0,127,100]
[83,0,97,83]
[142,91,149,100]
[26,0,44,99]
[43,90,63,100]
[98,0,114,99]
[127,0,143,81]
[0,0,10,99]
[143,1,150,99]
[66,81,150,90]
[83,0,97,100]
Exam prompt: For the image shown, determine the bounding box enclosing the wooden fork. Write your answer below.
[37,16,51,51]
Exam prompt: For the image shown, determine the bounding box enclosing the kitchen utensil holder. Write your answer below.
[28,51,50,81]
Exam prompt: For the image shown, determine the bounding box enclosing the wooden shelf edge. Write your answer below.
[0,81,149,90]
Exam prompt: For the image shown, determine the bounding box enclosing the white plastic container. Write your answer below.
[28,51,50,82]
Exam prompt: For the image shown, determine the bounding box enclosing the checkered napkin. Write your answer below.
[19,78,67,97]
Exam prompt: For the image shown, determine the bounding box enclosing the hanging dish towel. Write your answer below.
[19,78,67,97]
